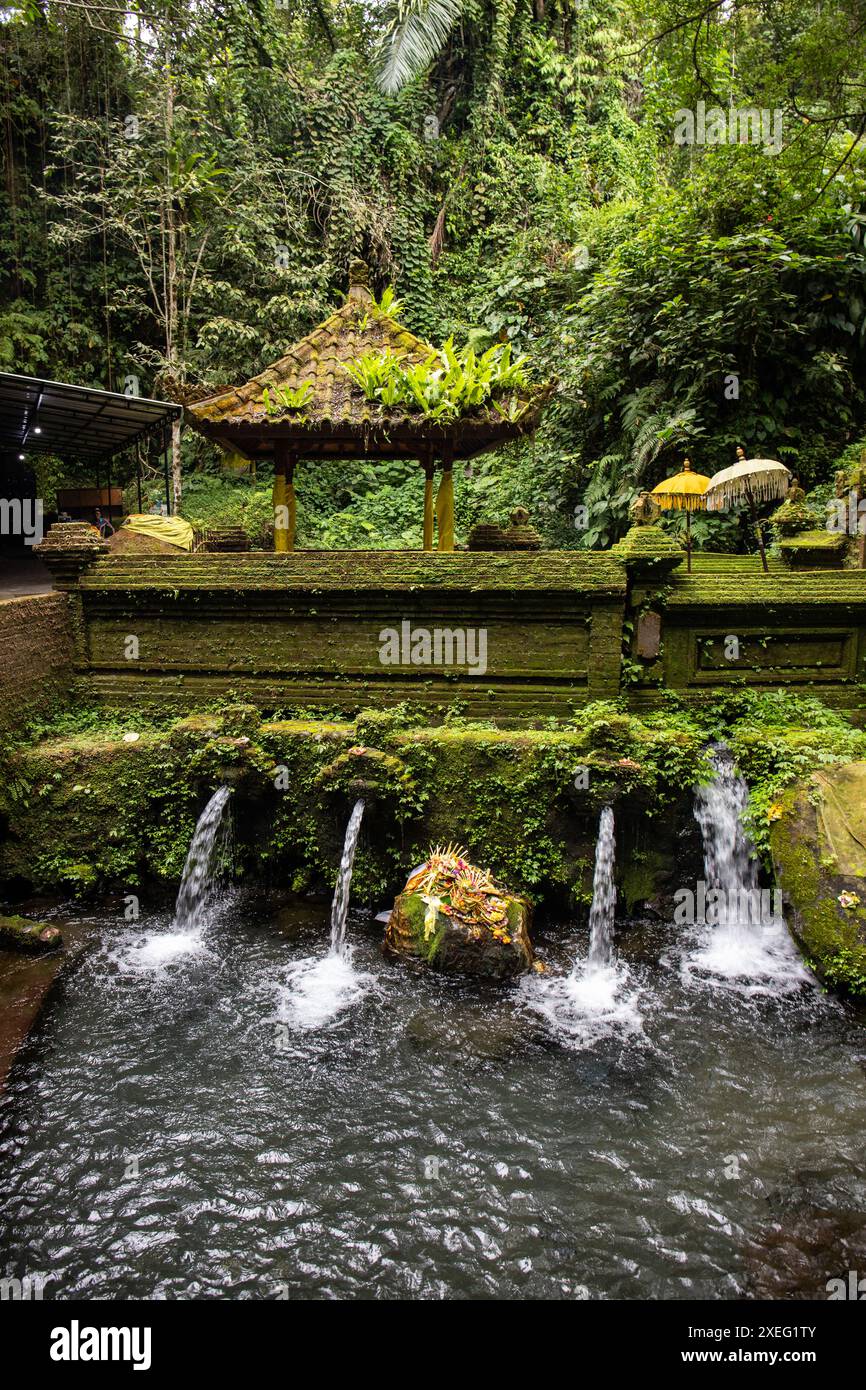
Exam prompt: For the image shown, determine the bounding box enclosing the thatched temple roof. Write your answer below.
[184,262,554,462]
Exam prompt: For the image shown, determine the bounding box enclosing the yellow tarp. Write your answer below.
[121,514,195,551]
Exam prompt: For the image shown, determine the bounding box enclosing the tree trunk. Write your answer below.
[164,67,182,512]
[171,415,182,515]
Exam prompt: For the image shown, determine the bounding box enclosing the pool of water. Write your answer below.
[1,893,865,1300]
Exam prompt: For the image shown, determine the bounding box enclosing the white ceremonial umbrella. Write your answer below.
[705,452,791,572]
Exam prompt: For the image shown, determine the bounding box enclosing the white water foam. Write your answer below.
[112,929,210,972]
[276,948,374,1032]
[521,959,645,1049]
[677,917,813,998]
[522,805,644,1047]
[274,799,373,1031]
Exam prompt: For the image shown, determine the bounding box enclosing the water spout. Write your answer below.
[329,798,365,956]
[523,804,642,1045]
[115,785,233,971]
[585,805,616,970]
[685,744,811,994]
[276,797,371,1031]
[693,745,758,936]
[174,786,233,935]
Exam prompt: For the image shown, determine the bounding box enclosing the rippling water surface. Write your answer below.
[1,895,865,1300]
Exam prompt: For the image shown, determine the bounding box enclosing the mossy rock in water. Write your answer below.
[0,914,62,954]
[770,762,866,997]
[383,847,534,978]
[385,890,532,979]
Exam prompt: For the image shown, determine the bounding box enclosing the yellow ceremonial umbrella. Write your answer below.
[651,457,711,572]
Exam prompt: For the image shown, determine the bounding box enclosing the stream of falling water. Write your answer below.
[174,786,234,933]
[587,805,616,969]
[523,805,644,1046]
[680,745,813,996]
[277,798,373,1031]
[113,786,233,970]
[330,798,365,955]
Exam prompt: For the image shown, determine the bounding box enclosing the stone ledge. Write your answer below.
[35,522,108,590]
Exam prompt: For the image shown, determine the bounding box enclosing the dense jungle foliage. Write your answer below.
[2,0,866,548]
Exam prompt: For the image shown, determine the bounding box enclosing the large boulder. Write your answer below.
[770,762,866,997]
[384,848,533,980]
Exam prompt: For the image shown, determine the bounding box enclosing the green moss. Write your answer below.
[770,785,866,997]
[620,848,667,913]
[4,690,863,949]
[0,700,708,907]
[0,913,62,953]
[770,499,820,538]
[779,530,847,568]
[0,732,201,891]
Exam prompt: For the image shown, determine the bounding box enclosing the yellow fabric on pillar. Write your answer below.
[423,472,434,551]
[273,469,288,553]
[435,469,455,552]
[286,479,297,553]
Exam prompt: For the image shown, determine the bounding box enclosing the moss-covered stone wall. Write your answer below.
[771,775,866,997]
[15,548,866,724]
[629,557,866,716]
[72,551,626,720]
[0,592,74,738]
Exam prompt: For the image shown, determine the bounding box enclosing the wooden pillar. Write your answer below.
[273,442,297,553]
[422,456,435,551]
[435,450,455,552]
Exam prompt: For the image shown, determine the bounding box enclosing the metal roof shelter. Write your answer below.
[0,372,182,460]
[0,371,183,516]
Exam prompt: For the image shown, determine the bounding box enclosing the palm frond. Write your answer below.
[375,0,463,96]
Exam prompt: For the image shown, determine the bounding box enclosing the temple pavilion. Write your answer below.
[184,261,553,552]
